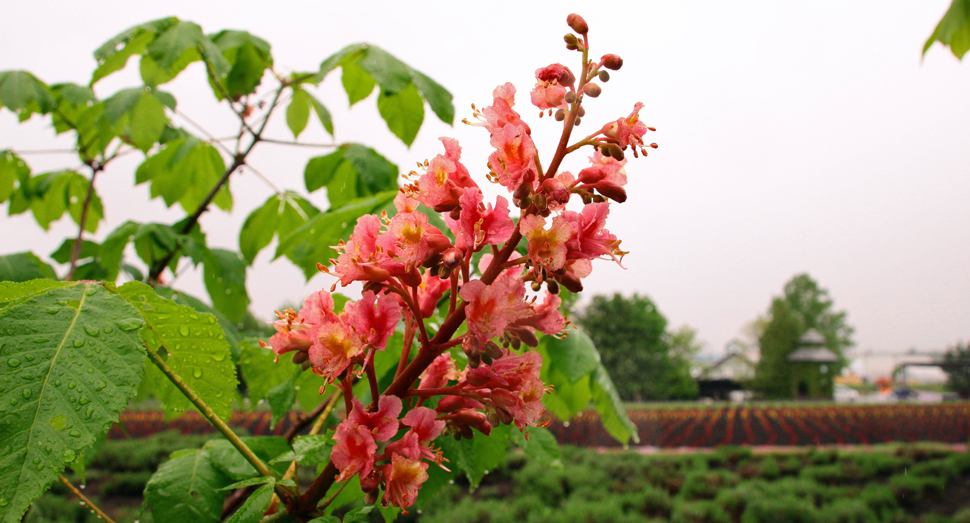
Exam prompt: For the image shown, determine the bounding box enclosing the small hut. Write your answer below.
[787,330,839,399]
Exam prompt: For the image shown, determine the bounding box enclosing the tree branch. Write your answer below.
[65,164,101,281]
[59,475,115,523]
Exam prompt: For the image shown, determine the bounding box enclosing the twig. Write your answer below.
[259,138,337,148]
[8,148,78,155]
[283,391,338,441]
[59,475,116,523]
[65,164,101,281]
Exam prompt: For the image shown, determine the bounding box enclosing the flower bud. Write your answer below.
[495,407,515,425]
[483,341,504,361]
[480,352,493,366]
[441,247,462,270]
[598,70,610,82]
[516,195,532,209]
[361,470,381,494]
[564,91,577,104]
[291,351,309,364]
[365,491,379,505]
[459,424,475,440]
[533,192,547,212]
[597,185,627,203]
[607,144,624,160]
[577,106,586,117]
[513,182,532,200]
[449,207,462,221]
[452,409,492,436]
[564,33,578,46]
[554,109,566,122]
[487,410,500,428]
[573,117,582,126]
[540,178,570,206]
[547,279,561,295]
[583,84,601,98]
[463,336,482,370]
[567,13,588,34]
[602,54,623,70]
[438,265,453,280]
[301,360,313,372]
[531,280,542,292]
[511,338,522,351]
[517,329,539,348]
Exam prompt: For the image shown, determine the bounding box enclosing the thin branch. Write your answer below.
[243,164,282,193]
[59,475,116,523]
[283,391,339,442]
[173,108,236,157]
[65,165,100,281]
[259,138,337,148]
[8,148,78,155]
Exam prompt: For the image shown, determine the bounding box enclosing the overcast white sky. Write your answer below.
[2,1,968,366]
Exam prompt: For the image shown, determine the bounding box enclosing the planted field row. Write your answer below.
[549,403,970,447]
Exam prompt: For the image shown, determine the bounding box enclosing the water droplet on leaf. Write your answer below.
[62,449,77,462]
[84,326,99,337]
[116,318,144,332]
[7,359,20,367]
[50,415,66,431]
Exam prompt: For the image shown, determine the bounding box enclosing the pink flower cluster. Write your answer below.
[261,13,655,513]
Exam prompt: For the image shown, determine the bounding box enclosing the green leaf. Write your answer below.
[143,448,231,523]
[99,221,140,281]
[0,151,29,203]
[590,364,639,445]
[541,329,600,383]
[0,71,55,114]
[128,92,169,151]
[202,248,250,324]
[315,43,366,83]
[50,239,100,264]
[203,437,289,480]
[295,370,333,412]
[276,191,397,279]
[343,506,376,523]
[92,18,177,84]
[410,70,454,125]
[510,426,563,469]
[271,434,333,466]
[306,91,334,135]
[208,31,272,99]
[343,144,398,195]
[139,47,200,86]
[357,46,412,94]
[266,372,297,428]
[219,475,276,491]
[115,281,237,420]
[925,0,970,59]
[377,83,423,147]
[0,253,57,282]
[0,282,146,523]
[73,102,117,161]
[239,191,319,264]
[103,88,144,123]
[286,87,311,139]
[306,517,341,523]
[135,136,231,213]
[160,289,246,351]
[146,21,204,73]
[439,424,511,490]
[0,280,71,309]
[304,149,345,193]
[238,339,294,408]
[224,483,274,523]
[341,61,376,106]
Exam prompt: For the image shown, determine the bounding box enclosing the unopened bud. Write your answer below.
[598,70,610,82]
[495,407,515,425]
[516,195,532,209]
[301,360,313,372]
[564,34,578,46]
[567,13,588,34]
[533,192,547,211]
[564,91,577,104]
[480,352,493,366]
[362,281,385,294]
[573,117,582,126]
[360,470,381,494]
[449,207,462,221]
[291,351,309,364]
[487,410,501,427]
[484,341,504,360]
[583,84,601,98]
[554,109,566,121]
[531,280,542,292]
[607,144,624,160]
[463,336,482,369]
[602,54,623,70]
[547,279,561,295]
[459,424,475,440]
[511,338,522,351]
[441,247,462,270]
[438,265,453,280]
[592,194,606,203]
[513,182,532,200]
[577,106,586,117]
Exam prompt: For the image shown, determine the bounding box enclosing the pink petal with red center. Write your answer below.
[348,395,403,442]
[332,421,378,483]
[344,290,402,350]
[382,454,429,510]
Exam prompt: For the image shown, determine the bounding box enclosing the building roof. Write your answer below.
[699,352,756,381]
[787,347,839,363]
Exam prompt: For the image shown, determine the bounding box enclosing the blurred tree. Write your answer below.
[752,274,854,398]
[576,293,698,401]
[942,341,970,398]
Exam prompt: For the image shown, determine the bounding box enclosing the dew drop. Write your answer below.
[68,382,76,389]
[0,498,8,507]
[33,338,49,344]
[178,326,190,336]
[84,286,97,296]
[50,415,66,431]
[94,381,106,392]
[22,389,32,399]
[62,449,77,462]
[8,359,21,368]
[192,368,203,378]
[116,318,144,332]
[78,396,90,405]
[83,326,99,337]
[73,339,84,348]
[25,355,34,362]
[211,352,226,362]
[46,308,59,315]
[69,430,81,437]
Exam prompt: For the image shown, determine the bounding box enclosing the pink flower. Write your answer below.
[308,319,363,380]
[447,188,514,252]
[265,309,312,356]
[333,215,406,286]
[394,191,421,213]
[576,151,628,203]
[348,396,403,441]
[530,64,574,111]
[488,124,538,192]
[513,292,566,336]
[415,138,478,211]
[519,214,574,272]
[419,353,459,390]
[377,211,453,271]
[555,258,593,293]
[412,270,450,318]
[332,422,378,483]
[562,203,622,263]
[382,454,429,510]
[401,407,446,443]
[344,291,402,351]
[466,350,546,429]
[460,273,532,342]
[480,83,531,135]
[603,102,649,149]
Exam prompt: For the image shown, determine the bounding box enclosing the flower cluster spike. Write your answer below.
[262,13,656,514]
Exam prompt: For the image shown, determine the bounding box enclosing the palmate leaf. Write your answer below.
[239,191,320,264]
[224,483,274,523]
[438,424,511,490]
[0,282,146,523]
[538,330,639,445]
[92,18,178,84]
[0,253,57,283]
[135,136,231,213]
[201,248,250,324]
[114,282,237,420]
[207,30,273,100]
[143,448,231,523]
[0,71,55,115]
[377,83,424,147]
[0,151,29,204]
[304,144,398,206]
[925,0,970,59]
[276,191,397,279]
